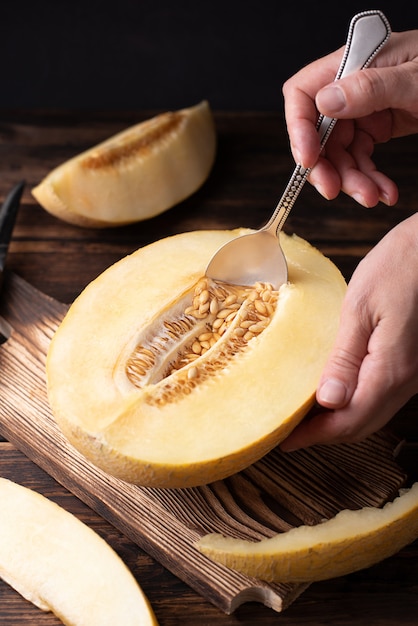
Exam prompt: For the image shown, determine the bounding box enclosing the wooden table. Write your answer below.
[0,109,417,625]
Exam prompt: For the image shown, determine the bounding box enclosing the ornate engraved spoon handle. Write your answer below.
[264,10,391,236]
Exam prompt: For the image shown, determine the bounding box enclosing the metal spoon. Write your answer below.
[206,10,391,289]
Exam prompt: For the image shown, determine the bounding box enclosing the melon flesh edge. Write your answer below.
[0,478,158,625]
[32,100,216,227]
[46,229,346,487]
[197,482,418,582]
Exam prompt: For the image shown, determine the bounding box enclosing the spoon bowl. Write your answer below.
[205,229,287,288]
[206,10,391,289]
[206,162,311,289]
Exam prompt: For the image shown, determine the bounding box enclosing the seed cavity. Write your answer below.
[82,112,184,170]
[123,277,279,405]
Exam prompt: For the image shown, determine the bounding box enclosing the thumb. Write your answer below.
[317,320,370,409]
[315,64,415,120]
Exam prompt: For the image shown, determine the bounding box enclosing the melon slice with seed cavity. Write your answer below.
[46,228,346,488]
[0,477,158,625]
[197,482,418,583]
[32,100,216,227]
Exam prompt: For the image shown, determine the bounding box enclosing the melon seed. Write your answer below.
[125,276,279,397]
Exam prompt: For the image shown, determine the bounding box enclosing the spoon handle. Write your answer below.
[264,10,391,237]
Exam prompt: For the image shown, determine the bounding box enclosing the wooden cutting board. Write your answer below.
[0,271,407,614]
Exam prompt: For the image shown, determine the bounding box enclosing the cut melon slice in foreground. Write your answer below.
[197,482,418,583]
[0,478,158,625]
[46,229,346,488]
[32,100,216,227]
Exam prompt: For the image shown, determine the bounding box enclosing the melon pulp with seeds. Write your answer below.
[32,101,216,227]
[197,483,418,583]
[46,229,346,488]
[0,478,158,626]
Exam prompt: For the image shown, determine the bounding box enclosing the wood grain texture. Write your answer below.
[0,272,409,617]
[0,110,417,624]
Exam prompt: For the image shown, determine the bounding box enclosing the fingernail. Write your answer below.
[352,192,369,208]
[309,173,331,200]
[292,146,302,164]
[380,192,391,206]
[292,145,306,169]
[318,378,347,406]
[314,182,331,201]
[317,85,346,114]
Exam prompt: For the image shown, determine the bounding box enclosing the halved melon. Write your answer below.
[0,477,158,625]
[32,101,216,227]
[46,229,346,488]
[197,483,418,582]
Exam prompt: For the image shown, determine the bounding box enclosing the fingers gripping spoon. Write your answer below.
[205,10,391,289]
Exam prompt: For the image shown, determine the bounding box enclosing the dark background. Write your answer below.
[2,0,417,113]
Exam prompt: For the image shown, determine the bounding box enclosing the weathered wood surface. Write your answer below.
[0,272,409,615]
[0,110,417,624]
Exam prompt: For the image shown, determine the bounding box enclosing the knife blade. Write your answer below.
[0,180,25,288]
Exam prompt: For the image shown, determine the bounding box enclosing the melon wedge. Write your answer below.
[0,478,158,625]
[32,100,216,227]
[197,483,418,583]
[46,229,346,488]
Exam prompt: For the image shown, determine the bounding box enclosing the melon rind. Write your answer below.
[46,229,346,487]
[32,101,216,227]
[197,483,418,582]
[0,477,158,625]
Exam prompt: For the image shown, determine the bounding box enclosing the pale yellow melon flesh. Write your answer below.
[0,477,158,625]
[46,229,346,488]
[32,101,216,227]
[197,483,418,583]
